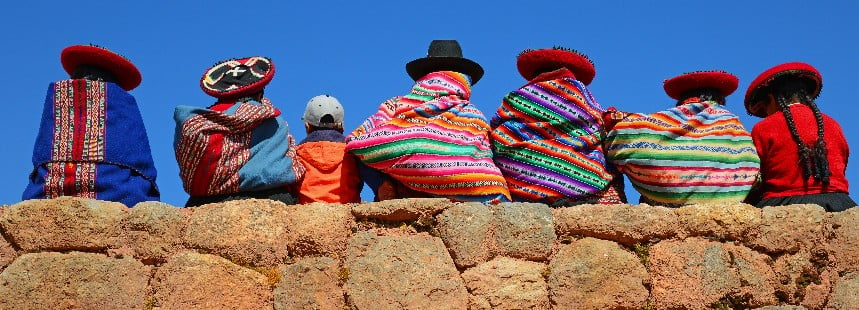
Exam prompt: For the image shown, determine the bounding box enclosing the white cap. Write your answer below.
[302,94,344,128]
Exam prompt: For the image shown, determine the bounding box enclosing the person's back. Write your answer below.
[296,95,361,203]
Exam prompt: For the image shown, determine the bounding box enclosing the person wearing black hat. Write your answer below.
[173,56,305,207]
[603,70,760,207]
[345,40,510,202]
[22,44,160,207]
[744,62,854,211]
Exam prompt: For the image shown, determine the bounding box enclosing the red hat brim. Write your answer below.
[663,71,739,100]
[201,56,275,100]
[744,62,822,118]
[61,45,142,91]
[517,49,595,85]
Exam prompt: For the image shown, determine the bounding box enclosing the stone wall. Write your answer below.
[0,197,856,309]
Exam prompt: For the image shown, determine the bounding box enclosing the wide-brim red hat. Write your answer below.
[663,70,739,100]
[201,56,275,100]
[61,45,142,91]
[517,47,595,85]
[744,62,822,118]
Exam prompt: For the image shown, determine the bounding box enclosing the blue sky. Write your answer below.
[2,1,857,206]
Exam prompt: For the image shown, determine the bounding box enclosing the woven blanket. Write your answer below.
[490,72,613,203]
[23,79,160,206]
[346,71,510,202]
[605,100,760,205]
[174,98,304,197]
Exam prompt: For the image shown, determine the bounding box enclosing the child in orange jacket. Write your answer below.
[295,95,363,203]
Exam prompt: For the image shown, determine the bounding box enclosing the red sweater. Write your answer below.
[752,104,850,199]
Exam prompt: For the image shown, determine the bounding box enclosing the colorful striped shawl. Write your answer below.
[346,71,510,202]
[490,72,614,203]
[174,98,304,197]
[605,100,760,205]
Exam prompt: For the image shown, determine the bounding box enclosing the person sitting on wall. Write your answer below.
[743,62,855,211]
[174,56,304,207]
[345,40,511,203]
[23,44,160,207]
[295,95,362,203]
[604,70,760,207]
[490,46,626,206]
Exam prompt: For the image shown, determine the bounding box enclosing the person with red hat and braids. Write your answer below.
[744,62,855,211]
[604,70,760,207]
[23,44,160,207]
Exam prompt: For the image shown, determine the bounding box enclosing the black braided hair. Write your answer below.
[71,64,118,84]
[768,78,830,184]
[676,88,726,106]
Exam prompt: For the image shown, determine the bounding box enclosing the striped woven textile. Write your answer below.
[605,100,760,205]
[490,71,615,203]
[346,71,511,203]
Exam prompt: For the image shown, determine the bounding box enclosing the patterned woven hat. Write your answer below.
[201,56,275,100]
[406,40,484,85]
[744,62,822,118]
[663,70,739,100]
[61,44,142,91]
[517,47,595,85]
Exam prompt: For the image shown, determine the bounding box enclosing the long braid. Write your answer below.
[774,93,815,179]
[802,90,831,184]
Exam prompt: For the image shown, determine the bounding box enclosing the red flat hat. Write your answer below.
[663,70,739,100]
[201,56,275,100]
[517,47,596,85]
[61,45,142,91]
[744,62,822,118]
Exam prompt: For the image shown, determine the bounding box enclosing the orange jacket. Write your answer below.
[296,140,362,203]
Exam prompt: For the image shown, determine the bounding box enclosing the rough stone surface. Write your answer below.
[492,203,555,261]
[750,205,826,254]
[436,202,494,268]
[152,251,272,310]
[0,208,16,269]
[547,237,649,310]
[345,232,469,309]
[553,204,678,246]
[755,306,808,310]
[351,198,455,221]
[0,197,127,251]
[285,203,355,258]
[827,272,859,310]
[826,207,859,273]
[461,257,549,310]
[650,238,779,309]
[275,257,344,310]
[184,199,290,266]
[0,252,149,309]
[126,201,185,264]
[677,202,762,241]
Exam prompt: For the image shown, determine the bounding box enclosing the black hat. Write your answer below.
[405,40,484,85]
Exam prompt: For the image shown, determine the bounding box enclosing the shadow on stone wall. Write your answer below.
[0,197,857,309]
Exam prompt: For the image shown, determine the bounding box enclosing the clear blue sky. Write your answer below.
[2,1,857,206]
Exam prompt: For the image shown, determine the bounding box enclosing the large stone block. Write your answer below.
[0,207,16,270]
[750,205,826,254]
[275,257,345,310]
[0,252,149,309]
[492,203,555,261]
[351,198,455,221]
[0,197,127,251]
[553,204,678,246]
[827,272,859,309]
[126,201,185,264]
[677,202,762,242]
[461,257,549,310]
[436,202,494,268]
[152,251,272,310]
[547,237,649,309]
[650,238,779,309]
[344,232,468,309]
[826,207,859,273]
[285,203,355,258]
[184,199,290,266]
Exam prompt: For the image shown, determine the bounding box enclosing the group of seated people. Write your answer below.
[22,42,856,212]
